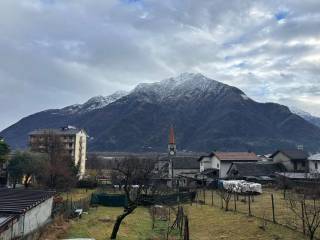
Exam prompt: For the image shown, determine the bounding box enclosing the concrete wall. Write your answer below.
[0,217,24,240]
[0,197,53,240]
[220,162,232,178]
[273,152,293,171]
[74,131,87,176]
[309,160,320,173]
[200,156,212,172]
[23,197,53,236]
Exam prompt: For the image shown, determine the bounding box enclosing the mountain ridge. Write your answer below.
[1,73,320,154]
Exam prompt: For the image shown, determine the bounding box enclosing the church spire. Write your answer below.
[168,125,176,156]
[169,125,175,145]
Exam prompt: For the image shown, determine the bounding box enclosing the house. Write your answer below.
[271,149,309,172]
[29,126,87,177]
[0,189,55,240]
[156,155,200,187]
[226,162,286,183]
[198,152,260,179]
[308,153,320,174]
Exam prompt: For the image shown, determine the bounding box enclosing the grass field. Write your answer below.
[185,203,306,240]
[47,187,310,239]
[197,188,308,234]
[63,206,164,240]
[60,188,96,201]
[61,203,307,240]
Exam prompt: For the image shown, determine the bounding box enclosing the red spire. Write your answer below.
[169,125,175,145]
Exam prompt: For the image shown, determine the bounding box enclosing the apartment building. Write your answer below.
[29,126,87,177]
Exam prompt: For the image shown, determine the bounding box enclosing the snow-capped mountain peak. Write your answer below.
[132,72,228,101]
[290,106,320,128]
[61,90,128,114]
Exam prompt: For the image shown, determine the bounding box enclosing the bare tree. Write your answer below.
[217,185,233,211]
[110,156,156,240]
[30,131,78,190]
[287,181,320,240]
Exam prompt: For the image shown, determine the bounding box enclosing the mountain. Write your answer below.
[2,73,320,153]
[60,90,128,114]
[290,107,320,128]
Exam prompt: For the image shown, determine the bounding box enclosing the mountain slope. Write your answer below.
[2,73,320,153]
[290,107,320,128]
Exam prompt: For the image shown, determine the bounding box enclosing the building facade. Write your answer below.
[308,153,320,174]
[271,149,308,172]
[29,126,87,176]
[199,152,260,178]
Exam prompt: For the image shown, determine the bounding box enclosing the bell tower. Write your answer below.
[168,125,176,156]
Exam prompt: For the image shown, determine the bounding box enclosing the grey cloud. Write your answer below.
[1,0,320,130]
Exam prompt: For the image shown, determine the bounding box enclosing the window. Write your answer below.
[315,162,318,170]
[217,163,219,168]
[302,162,306,167]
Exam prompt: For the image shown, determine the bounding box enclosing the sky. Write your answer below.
[0,0,320,130]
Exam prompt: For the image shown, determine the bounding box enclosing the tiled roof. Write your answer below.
[213,152,260,161]
[0,189,55,214]
[271,149,309,160]
[228,162,286,177]
[159,156,200,169]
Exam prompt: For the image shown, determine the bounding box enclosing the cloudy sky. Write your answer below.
[1,0,320,130]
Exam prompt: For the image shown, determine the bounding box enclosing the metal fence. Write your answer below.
[52,196,91,219]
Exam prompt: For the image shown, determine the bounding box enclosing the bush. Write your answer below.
[77,179,97,189]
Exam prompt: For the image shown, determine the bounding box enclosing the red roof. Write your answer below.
[213,152,260,161]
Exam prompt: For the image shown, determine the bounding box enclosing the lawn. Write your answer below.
[63,206,160,240]
[60,203,307,240]
[198,188,309,235]
[185,203,307,240]
[60,188,96,201]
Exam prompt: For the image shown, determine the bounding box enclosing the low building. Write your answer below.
[29,126,87,177]
[0,189,55,240]
[271,149,309,172]
[156,155,200,187]
[308,153,320,174]
[198,152,260,178]
[226,162,286,183]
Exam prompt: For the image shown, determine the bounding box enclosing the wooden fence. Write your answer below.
[196,188,319,238]
[151,205,190,240]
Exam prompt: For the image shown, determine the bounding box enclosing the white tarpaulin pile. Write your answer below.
[222,180,262,194]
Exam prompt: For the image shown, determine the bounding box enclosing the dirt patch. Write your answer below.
[39,216,71,240]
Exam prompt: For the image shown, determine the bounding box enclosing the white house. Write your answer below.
[0,189,55,240]
[308,153,320,174]
[198,152,260,178]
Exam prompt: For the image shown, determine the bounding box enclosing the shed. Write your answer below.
[0,189,55,240]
